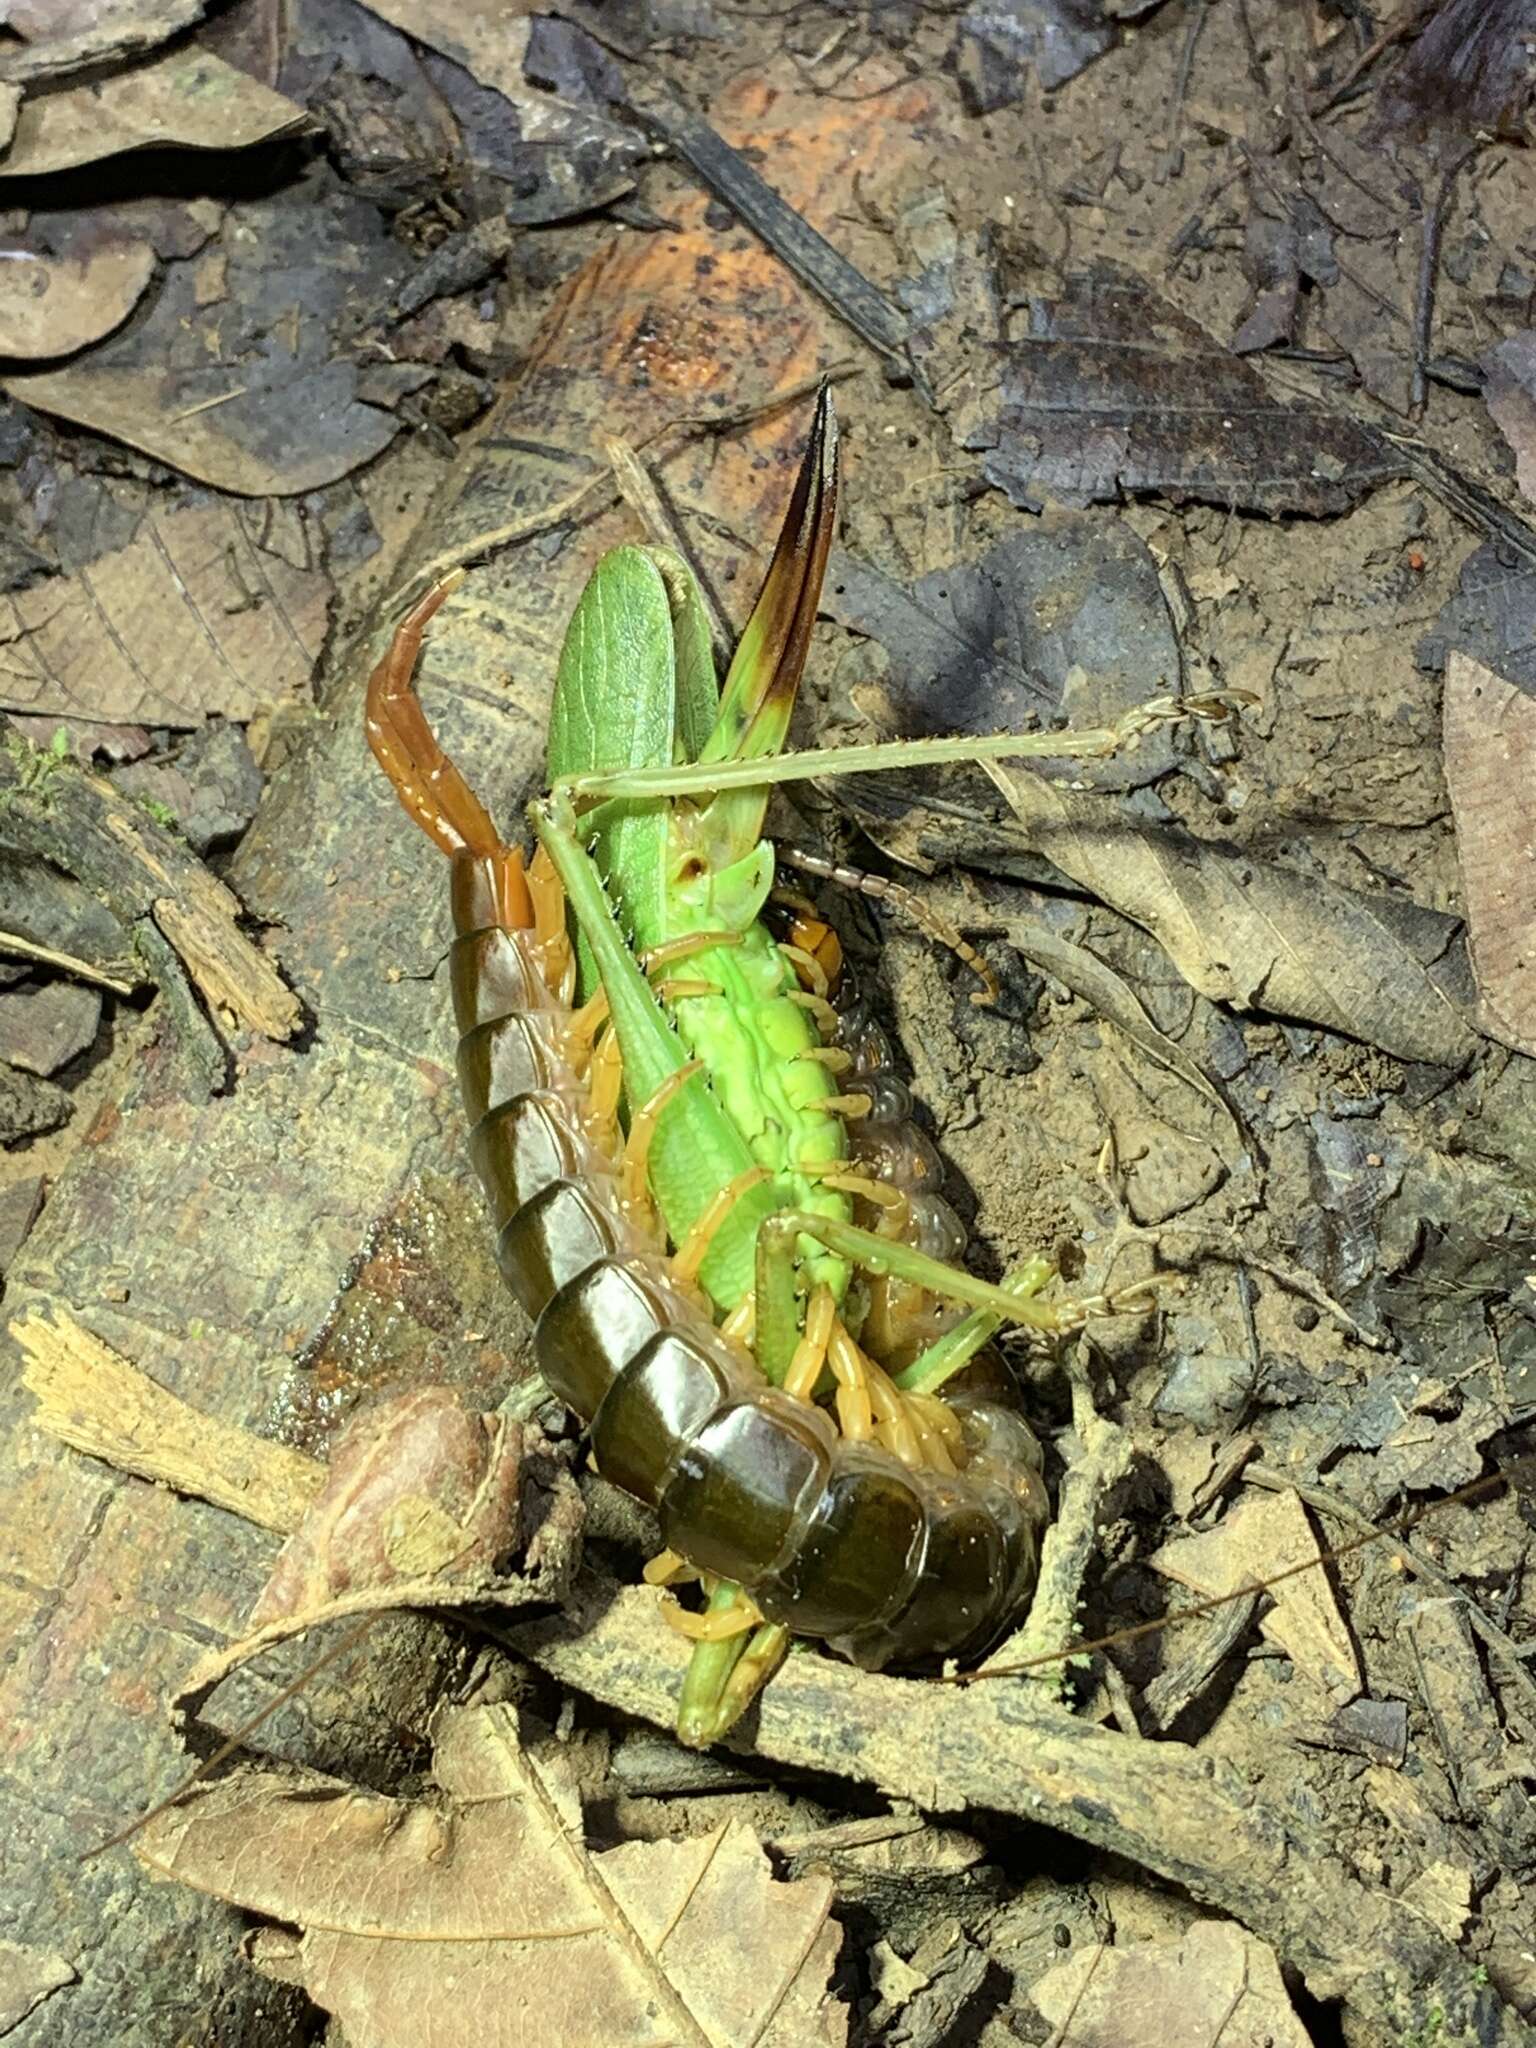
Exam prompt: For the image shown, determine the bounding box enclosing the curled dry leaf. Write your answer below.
[3,172,399,496]
[0,240,155,361]
[0,47,306,176]
[1443,651,1536,1055]
[1150,1487,1362,1707]
[253,1387,526,1625]
[137,1704,847,2048]
[1028,1919,1311,2048]
[170,1394,581,1718]
[982,760,1478,1068]
[0,501,329,726]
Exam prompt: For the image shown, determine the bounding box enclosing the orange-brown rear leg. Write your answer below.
[365,575,533,927]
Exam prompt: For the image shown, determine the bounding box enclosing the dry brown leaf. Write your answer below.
[252,1388,525,1625]
[1443,650,1536,1054]
[1150,1488,1362,1706]
[984,760,1477,1067]
[137,1705,847,2048]
[0,239,155,359]
[4,358,394,498]
[356,0,538,102]
[0,47,306,174]
[1029,1920,1311,2048]
[999,915,1242,1147]
[0,1,204,84]
[0,502,328,725]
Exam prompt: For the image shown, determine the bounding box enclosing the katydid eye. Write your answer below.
[675,855,707,884]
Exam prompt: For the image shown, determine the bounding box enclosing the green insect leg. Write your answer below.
[892,1257,1056,1396]
[675,1585,790,1749]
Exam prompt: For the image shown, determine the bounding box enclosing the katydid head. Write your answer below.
[669,836,777,937]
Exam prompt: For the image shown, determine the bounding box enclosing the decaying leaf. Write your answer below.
[356,0,643,222]
[0,2,206,85]
[1150,1488,1362,1706]
[0,47,307,176]
[252,1387,527,1625]
[1028,1919,1311,2048]
[0,979,100,1075]
[826,518,1183,794]
[0,1939,75,2032]
[982,761,1479,1068]
[0,239,155,360]
[999,916,1242,1148]
[952,0,1116,113]
[1418,541,1536,692]
[0,502,328,725]
[3,170,400,496]
[171,1391,580,1718]
[953,261,1401,516]
[0,1061,71,1142]
[1374,0,1536,141]
[357,0,575,107]
[1443,651,1536,1054]
[137,1705,847,2048]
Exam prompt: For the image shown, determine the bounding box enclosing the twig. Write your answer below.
[0,929,137,994]
[1156,0,1211,183]
[1309,15,1421,118]
[14,1312,321,1533]
[621,77,918,386]
[0,716,301,1091]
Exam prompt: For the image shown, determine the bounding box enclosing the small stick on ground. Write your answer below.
[0,716,301,1092]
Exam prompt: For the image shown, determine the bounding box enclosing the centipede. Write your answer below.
[364,389,1138,1743]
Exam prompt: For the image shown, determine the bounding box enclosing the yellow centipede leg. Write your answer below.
[825,1318,875,1443]
[862,1350,923,1468]
[620,1061,704,1218]
[526,842,573,995]
[783,1284,836,1401]
[671,1167,772,1289]
[660,1588,762,1641]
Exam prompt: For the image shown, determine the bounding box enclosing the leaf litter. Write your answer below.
[3,3,1536,2044]
[136,1704,847,2048]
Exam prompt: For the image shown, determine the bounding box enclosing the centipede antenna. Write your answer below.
[86,1616,381,1857]
[778,844,1001,1006]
